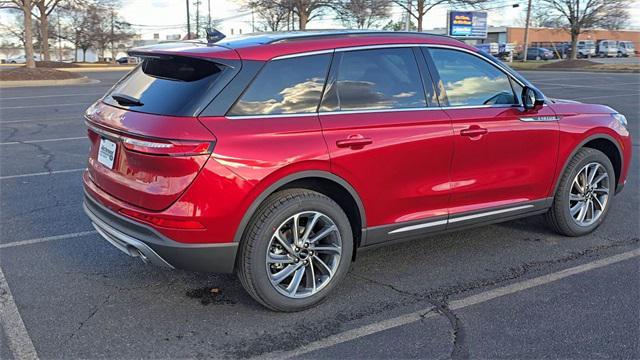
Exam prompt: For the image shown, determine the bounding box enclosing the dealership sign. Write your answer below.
[447,11,488,39]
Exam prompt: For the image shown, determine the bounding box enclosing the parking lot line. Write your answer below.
[0,266,39,360]
[0,136,86,146]
[0,231,97,249]
[534,81,640,89]
[0,168,85,180]
[257,248,640,360]
[0,103,89,110]
[0,118,79,125]
[574,92,640,101]
[0,93,103,101]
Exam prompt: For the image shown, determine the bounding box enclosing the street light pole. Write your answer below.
[522,0,532,62]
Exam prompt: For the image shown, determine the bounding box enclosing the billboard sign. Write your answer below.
[448,11,488,39]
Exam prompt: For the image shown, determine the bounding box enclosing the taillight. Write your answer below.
[87,122,213,156]
[119,208,205,229]
[121,137,212,156]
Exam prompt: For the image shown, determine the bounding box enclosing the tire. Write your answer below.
[237,189,353,312]
[546,148,615,237]
[535,55,541,61]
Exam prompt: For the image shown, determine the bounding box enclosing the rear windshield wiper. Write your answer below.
[111,93,144,107]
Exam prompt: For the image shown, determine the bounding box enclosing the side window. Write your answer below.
[428,48,518,107]
[321,48,427,112]
[229,54,331,116]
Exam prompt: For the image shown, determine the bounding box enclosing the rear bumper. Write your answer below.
[83,193,238,273]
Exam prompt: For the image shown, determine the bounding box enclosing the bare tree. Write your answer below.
[245,0,333,31]
[537,0,631,59]
[335,0,391,29]
[393,0,488,32]
[290,0,335,30]
[247,0,292,31]
[32,0,63,61]
[1,0,37,67]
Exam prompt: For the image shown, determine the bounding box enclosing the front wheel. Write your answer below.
[546,148,615,236]
[237,189,353,311]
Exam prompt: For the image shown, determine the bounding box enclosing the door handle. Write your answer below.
[460,126,488,138]
[336,135,373,149]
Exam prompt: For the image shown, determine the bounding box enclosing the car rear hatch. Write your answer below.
[85,44,240,211]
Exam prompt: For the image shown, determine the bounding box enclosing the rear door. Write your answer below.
[423,47,559,219]
[319,47,453,242]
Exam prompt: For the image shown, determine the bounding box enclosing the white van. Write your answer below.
[617,41,635,57]
[597,40,619,57]
[576,40,596,58]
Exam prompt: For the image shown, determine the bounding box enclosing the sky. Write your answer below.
[120,0,640,40]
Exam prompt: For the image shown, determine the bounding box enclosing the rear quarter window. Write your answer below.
[228,54,331,116]
[103,56,234,116]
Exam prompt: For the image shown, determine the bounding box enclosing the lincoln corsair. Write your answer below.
[83,31,631,311]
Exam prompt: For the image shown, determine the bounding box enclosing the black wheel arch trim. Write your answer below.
[552,133,624,196]
[233,170,367,244]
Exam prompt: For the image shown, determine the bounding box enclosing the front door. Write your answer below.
[423,47,559,220]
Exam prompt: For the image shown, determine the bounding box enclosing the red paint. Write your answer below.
[446,106,560,215]
[83,34,632,247]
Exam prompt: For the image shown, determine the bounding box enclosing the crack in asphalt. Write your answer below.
[228,237,638,359]
[65,294,112,345]
[350,273,469,359]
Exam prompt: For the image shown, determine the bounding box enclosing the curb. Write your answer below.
[0,76,100,88]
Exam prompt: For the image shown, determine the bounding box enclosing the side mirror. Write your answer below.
[522,86,545,111]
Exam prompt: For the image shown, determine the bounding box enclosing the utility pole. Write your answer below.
[207,0,211,29]
[522,0,532,62]
[405,0,411,31]
[186,0,191,40]
[110,9,115,64]
[251,9,255,32]
[57,12,62,62]
[196,0,200,38]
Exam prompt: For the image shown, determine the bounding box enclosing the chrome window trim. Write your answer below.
[271,49,335,61]
[224,103,531,120]
[387,204,535,235]
[225,43,540,119]
[440,104,520,111]
[320,107,436,116]
[266,43,526,86]
[226,112,319,120]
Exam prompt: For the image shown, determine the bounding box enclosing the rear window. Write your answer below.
[103,56,231,116]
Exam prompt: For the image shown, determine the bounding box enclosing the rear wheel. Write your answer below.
[546,148,615,236]
[237,189,353,311]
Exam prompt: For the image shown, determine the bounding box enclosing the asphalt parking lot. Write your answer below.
[1,70,638,359]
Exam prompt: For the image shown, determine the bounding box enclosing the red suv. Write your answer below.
[83,31,631,311]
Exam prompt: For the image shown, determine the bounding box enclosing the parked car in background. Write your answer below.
[116,56,139,64]
[7,54,41,64]
[617,41,635,57]
[522,47,554,60]
[82,31,631,311]
[597,40,619,57]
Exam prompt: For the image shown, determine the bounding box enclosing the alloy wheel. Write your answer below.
[569,162,610,227]
[266,211,342,299]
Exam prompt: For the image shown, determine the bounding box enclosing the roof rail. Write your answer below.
[267,30,459,44]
